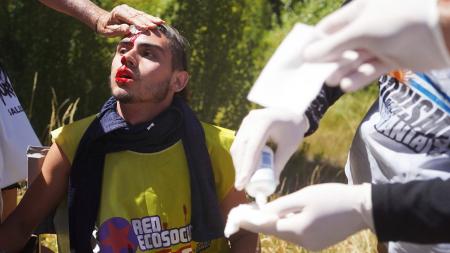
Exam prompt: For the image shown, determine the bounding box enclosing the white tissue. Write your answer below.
[248,23,338,115]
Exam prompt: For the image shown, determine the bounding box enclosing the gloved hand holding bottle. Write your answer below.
[303,0,450,92]
[231,108,309,192]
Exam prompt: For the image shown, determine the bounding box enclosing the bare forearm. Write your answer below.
[0,177,66,252]
[39,0,107,31]
[0,144,70,252]
[0,221,32,252]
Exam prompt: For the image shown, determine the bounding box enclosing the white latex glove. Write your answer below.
[225,183,374,251]
[231,108,309,191]
[224,203,280,238]
[303,0,450,92]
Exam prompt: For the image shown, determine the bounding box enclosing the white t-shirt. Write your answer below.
[345,70,450,253]
[0,65,41,189]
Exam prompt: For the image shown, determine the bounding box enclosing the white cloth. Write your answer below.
[247,23,338,115]
[0,66,41,189]
[345,70,450,253]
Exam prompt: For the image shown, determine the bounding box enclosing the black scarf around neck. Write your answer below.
[68,96,224,252]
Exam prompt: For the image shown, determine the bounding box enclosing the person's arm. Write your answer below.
[373,178,450,243]
[225,179,450,251]
[38,0,163,37]
[39,0,107,31]
[303,85,343,136]
[0,143,70,252]
[232,84,342,191]
[303,0,450,91]
[220,188,258,252]
[225,183,373,251]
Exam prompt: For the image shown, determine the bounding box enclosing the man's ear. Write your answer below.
[171,71,189,92]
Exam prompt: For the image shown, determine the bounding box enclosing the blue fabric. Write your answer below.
[68,96,224,252]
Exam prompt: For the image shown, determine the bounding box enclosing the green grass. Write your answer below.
[303,85,378,167]
[261,230,378,253]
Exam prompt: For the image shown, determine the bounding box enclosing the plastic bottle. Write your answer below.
[245,146,276,208]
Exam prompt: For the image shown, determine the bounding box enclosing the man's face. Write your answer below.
[110,30,176,104]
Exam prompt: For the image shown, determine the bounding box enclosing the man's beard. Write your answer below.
[111,78,171,104]
[114,92,133,104]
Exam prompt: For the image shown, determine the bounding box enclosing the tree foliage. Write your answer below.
[0,0,341,140]
[0,0,111,138]
[164,0,274,128]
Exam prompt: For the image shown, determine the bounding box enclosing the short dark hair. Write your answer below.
[156,24,190,100]
[157,24,189,72]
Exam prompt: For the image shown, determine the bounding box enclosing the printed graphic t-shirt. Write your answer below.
[52,115,236,253]
[0,65,41,188]
[345,70,450,253]
[345,71,450,184]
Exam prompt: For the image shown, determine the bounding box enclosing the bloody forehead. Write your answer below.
[123,32,142,45]
[122,29,164,45]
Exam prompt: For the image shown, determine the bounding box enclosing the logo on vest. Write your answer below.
[98,217,139,253]
[98,216,198,252]
[131,215,193,251]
